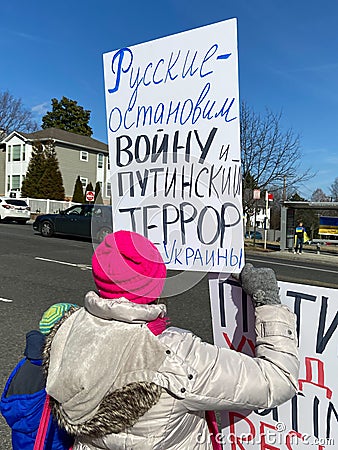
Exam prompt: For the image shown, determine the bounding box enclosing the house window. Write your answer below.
[12,145,21,161]
[9,144,25,161]
[80,151,88,161]
[107,156,110,171]
[97,153,103,169]
[80,177,88,188]
[106,182,111,198]
[11,175,21,190]
[7,176,10,191]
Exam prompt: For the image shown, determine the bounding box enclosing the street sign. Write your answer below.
[253,189,260,200]
[86,191,95,202]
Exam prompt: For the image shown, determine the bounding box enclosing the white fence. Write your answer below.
[23,198,80,215]
[246,227,281,242]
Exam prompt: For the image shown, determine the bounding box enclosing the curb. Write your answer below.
[245,247,338,266]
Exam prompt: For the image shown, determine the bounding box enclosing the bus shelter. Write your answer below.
[280,201,338,251]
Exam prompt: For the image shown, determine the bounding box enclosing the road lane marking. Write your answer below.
[246,257,338,274]
[277,277,338,289]
[35,256,338,277]
[0,297,13,302]
[35,257,92,271]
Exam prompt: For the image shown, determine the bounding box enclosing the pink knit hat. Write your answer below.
[92,231,167,304]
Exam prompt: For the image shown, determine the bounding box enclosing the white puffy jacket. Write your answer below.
[44,291,299,450]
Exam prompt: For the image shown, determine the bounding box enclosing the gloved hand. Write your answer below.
[235,263,281,307]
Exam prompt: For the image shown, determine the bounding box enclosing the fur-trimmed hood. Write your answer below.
[43,292,168,437]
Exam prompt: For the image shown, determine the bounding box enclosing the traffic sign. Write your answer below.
[253,189,260,200]
[86,191,95,202]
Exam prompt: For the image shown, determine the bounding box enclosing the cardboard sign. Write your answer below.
[208,276,338,449]
[103,19,244,272]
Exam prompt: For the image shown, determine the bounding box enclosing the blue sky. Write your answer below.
[1,0,338,199]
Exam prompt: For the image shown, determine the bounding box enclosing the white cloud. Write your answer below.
[326,155,338,164]
[31,102,49,117]
[2,28,52,44]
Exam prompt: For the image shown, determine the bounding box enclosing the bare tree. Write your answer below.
[311,188,330,202]
[0,90,38,136]
[241,102,312,189]
[330,177,338,201]
[241,102,313,227]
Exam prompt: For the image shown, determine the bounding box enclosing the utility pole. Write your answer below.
[264,191,269,250]
[282,175,287,201]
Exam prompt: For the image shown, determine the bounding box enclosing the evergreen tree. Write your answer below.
[21,141,46,198]
[21,140,65,200]
[41,96,92,136]
[39,140,65,200]
[94,181,104,204]
[242,172,259,232]
[72,176,85,203]
[85,181,94,193]
[289,192,305,202]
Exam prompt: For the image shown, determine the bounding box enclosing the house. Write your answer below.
[251,198,271,229]
[0,128,111,201]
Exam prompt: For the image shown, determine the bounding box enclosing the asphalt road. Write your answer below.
[0,223,337,447]
[246,250,338,289]
[0,223,212,447]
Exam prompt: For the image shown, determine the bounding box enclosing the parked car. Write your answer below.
[33,204,113,242]
[245,231,263,240]
[0,197,30,224]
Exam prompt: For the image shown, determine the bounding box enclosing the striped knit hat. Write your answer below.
[39,303,78,335]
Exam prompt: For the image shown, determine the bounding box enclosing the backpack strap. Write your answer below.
[33,394,51,450]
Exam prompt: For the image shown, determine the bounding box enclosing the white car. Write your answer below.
[0,197,31,224]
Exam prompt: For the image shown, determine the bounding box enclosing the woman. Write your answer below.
[43,230,299,449]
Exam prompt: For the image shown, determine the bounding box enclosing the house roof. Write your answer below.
[2,128,108,153]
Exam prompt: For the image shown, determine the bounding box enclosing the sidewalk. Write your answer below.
[245,242,338,266]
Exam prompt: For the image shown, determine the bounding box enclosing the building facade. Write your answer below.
[0,128,111,202]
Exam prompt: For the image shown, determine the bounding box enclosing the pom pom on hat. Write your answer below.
[39,303,77,335]
[92,230,167,304]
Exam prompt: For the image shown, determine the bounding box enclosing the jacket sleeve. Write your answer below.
[159,305,299,412]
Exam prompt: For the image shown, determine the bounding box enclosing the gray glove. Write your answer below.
[236,263,281,307]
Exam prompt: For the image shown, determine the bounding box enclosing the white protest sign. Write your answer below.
[208,276,338,449]
[103,19,244,272]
